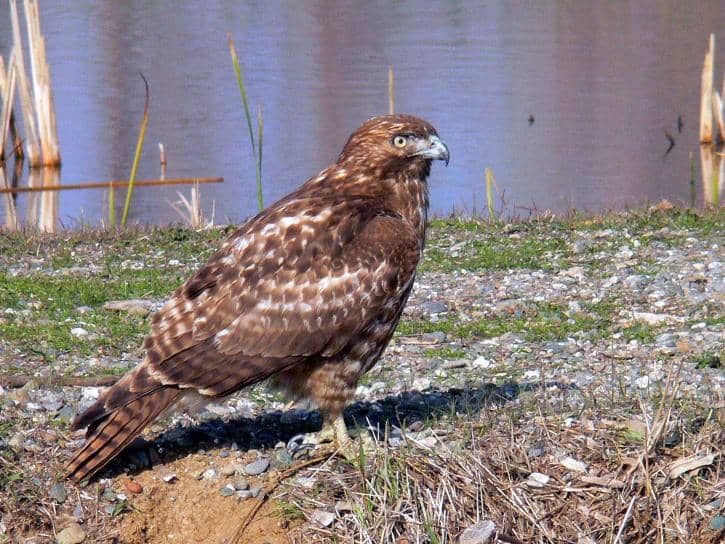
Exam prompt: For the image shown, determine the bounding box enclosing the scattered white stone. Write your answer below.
[412,377,431,391]
[525,472,550,488]
[459,519,496,543]
[70,327,89,338]
[632,312,683,325]
[524,369,540,380]
[419,436,437,448]
[310,509,335,528]
[472,356,491,369]
[81,387,100,400]
[162,473,177,483]
[201,469,216,480]
[56,523,86,544]
[559,457,588,473]
[635,375,650,389]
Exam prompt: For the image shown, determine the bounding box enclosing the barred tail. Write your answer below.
[65,387,182,482]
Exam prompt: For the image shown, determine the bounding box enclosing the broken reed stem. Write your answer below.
[227,33,264,211]
[24,0,60,166]
[9,0,40,166]
[0,52,18,157]
[700,33,715,144]
[108,182,115,226]
[120,73,150,228]
[388,66,395,115]
[485,167,497,222]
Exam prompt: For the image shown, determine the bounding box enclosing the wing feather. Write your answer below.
[144,195,419,395]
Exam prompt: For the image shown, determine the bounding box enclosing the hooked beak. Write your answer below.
[413,134,450,166]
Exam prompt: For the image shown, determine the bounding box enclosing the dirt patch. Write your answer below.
[119,455,295,544]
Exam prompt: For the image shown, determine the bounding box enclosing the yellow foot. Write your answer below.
[304,415,377,461]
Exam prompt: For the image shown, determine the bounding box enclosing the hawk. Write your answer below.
[65,114,449,482]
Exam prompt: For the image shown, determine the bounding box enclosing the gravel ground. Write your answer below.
[0,208,722,543]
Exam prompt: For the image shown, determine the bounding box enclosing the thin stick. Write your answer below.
[613,496,636,544]
[0,177,223,194]
[121,73,150,227]
[0,374,120,388]
[388,66,395,115]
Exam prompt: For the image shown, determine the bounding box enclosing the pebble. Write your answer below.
[559,457,588,473]
[442,359,468,369]
[162,473,177,483]
[49,482,67,503]
[56,523,86,544]
[244,458,270,476]
[421,300,448,314]
[200,469,216,480]
[220,463,243,477]
[233,478,250,490]
[219,484,235,497]
[710,515,725,531]
[459,520,496,544]
[70,327,89,338]
[102,299,154,316]
[310,509,336,528]
[124,480,143,494]
[472,356,491,369]
[525,472,550,488]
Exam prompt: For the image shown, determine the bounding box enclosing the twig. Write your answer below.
[0,374,119,388]
[613,496,637,544]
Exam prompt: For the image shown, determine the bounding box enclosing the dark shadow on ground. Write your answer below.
[104,380,576,480]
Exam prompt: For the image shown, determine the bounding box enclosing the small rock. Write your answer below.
[101,488,117,502]
[525,472,550,488]
[201,468,216,480]
[8,433,25,451]
[220,484,235,497]
[419,436,437,448]
[421,301,448,314]
[236,490,253,500]
[632,312,681,326]
[412,377,432,391]
[220,464,242,477]
[56,523,86,544]
[421,331,446,344]
[162,473,177,483]
[407,420,424,432]
[472,356,491,369]
[49,482,67,503]
[244,458,270,476]
[311,509,336,528]
[458,519,496,544]
[233,478,250,491]
[124,480,142,494]
[74,306,93,315]
[634,376,650,389]
[710,515,725,531]
[271,449,293,470]
[70,327,89,338]
[559,457,588,473]
[103,299,154,316]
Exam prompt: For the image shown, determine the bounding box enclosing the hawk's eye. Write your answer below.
[392,135,408,148]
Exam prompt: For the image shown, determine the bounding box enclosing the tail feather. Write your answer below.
[65,387,182,482]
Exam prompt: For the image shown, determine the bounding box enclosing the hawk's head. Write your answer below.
[337,114,449,174]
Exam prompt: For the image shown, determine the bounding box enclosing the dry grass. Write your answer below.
[281,380,724,543]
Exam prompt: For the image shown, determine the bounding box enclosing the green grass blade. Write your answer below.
[121,74,149,228]
[228,33,265,211]
[256,105,264,210]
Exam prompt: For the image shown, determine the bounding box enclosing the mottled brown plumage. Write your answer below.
[65,114,449,482]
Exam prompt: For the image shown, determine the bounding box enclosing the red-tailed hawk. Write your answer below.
[65,114,449,482]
